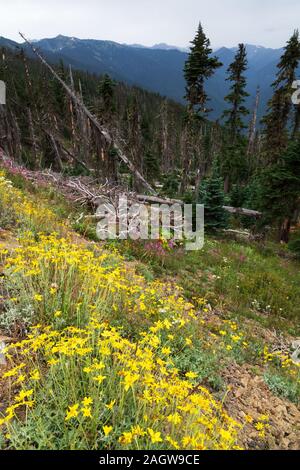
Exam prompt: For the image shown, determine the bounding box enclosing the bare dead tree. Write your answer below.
[27,107,39,166]
[10,110,22,163]
[247,86,260,156]
[180,124,194,195]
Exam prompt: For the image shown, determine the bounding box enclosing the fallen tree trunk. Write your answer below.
[137,196,262,218]
[136,194,183,206]
[223,206,262,218]
[0,146,265,219]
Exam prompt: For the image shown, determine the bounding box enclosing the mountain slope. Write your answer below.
[0,35,290,121]
[27,36,188,102]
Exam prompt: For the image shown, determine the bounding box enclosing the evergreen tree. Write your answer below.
[262,89,288,161]
[184,22,222,117]
[144,150,160,181]
[259,139,300,242]
[223,44,249,140]
[162,171,180,197]
[98,74,116,118]
[262,30,300,162]
[198,167,229,232]
[221,44,249,192]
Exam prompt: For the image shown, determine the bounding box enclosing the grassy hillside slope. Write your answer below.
[0,167,299,450]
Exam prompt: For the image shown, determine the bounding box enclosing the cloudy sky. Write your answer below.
[1,0,299,49]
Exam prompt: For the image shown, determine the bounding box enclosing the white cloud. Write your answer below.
[0,0,299,48]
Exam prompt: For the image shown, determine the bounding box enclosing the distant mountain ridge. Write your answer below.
[0,35,294,121]
[126,42,189,52]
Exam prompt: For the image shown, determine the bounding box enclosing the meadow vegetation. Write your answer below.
[0,169,299,450]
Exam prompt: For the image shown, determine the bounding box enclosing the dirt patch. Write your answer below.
[223,363,300,450]
[0,230,19,251]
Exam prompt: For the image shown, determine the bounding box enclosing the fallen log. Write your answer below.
[136,194,183,206]
[223,206,262,217]
[1,144,262,219]
[137,196,262,218]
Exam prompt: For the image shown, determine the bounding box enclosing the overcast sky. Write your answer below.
[1,0,299,49]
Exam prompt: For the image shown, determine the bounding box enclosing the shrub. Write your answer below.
[288,235,300,257]
[264,371,300,405]
[0,304,35,336]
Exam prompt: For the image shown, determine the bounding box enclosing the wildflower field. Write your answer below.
[0,169,299,450]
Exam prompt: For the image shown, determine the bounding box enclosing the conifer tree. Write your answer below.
[262,30,300,162]
[198,164,229,232]
[259,139,300,242]
[182,25,221,195]
[223,44,249,140]
[221,44,249,192]
[98,74,116,119]
[184,22,222,117]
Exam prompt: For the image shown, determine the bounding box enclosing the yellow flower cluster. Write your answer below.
[2,317,242,449]
[0,171,244,450]
[263,346,300,379]
[0,171,64,235]
[215,320,248,352]
[3,230,200,329]
[0,389,35,426]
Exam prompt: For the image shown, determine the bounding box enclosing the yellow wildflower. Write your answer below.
[123,372,140,391]
[186,371,198,379]
[105,400,116,411]
[103,426,113,436]
[34,294,43,302]
[82,397,93,407]
[15,389,33,402]
[65,404,79,421]
[167,412,182,425]
[30,369,41,381]
[148,428,163,444]
[93,375,106,384]
[82,407,92,418]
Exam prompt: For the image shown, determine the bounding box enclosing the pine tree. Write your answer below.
[144,150,160,181]
[221,44,249,192]
[198,167,229,232]
[262,30,300,162]
[223,44,249,139]
[180,23,222,194]
[262,89,288,161]
[163,171,180,197]
[184,22,222,118]
[259,139,300,242]
[98,74,116,121]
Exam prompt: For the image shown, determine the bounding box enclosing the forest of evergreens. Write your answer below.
[1,25,300,245]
